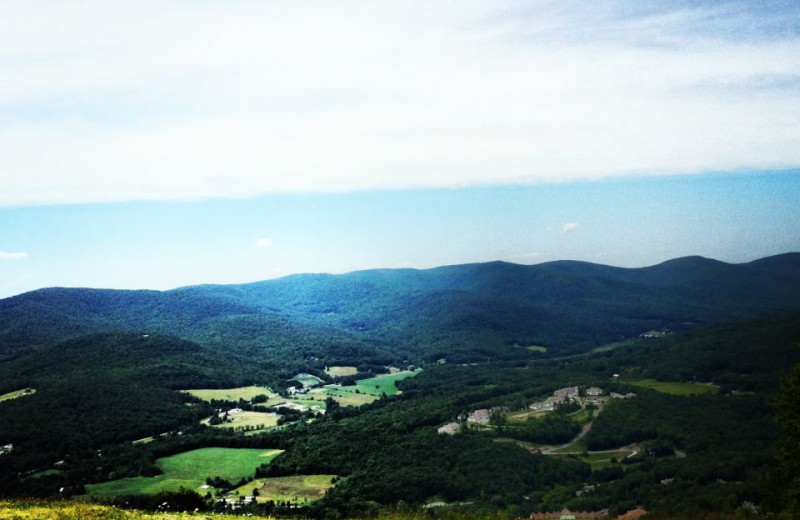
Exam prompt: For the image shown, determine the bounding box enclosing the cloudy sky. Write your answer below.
[1,1,799,297]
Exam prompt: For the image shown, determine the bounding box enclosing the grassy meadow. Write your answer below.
[352,370,420,396]
[0,387,36,403]
[324,366,359,377]
[182,386,275,402]
[628,379,720,396]
[231,474,337,504]
[211,411,280,431]
[85,448,283,498]
[0,500,277,520]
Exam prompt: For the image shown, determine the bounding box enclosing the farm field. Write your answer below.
[182,386,275,403]
[85,448,283,498]
[0,500,282,520]
[213,411,280,431]
[310,387,377,407]
[292,374,324,388]
[324,366,359,377]
[231,474,337,504]
[628,379,720,396]
[352,370,420,396]
[0,388,35,403]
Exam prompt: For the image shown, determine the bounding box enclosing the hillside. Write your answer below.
[1,255,799,517]
[2,254,799,367]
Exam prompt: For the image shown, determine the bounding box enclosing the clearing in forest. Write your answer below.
[231,474,337,504]
[84,447,283,497]
[182,386,276,403]
[324,366,359,377]
[628,379,719,396]
[0,388,36,403]
[212,411,280,431]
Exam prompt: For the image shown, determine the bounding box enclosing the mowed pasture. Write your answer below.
[311,387,377,407]
[628,379,720,396]
[85,448,283,498]
[182,386,275,403]
[232,474,337,504]
[0,388,36,403]
[212,411,280,431]
[324,366,359,377]
[353,370,420,396]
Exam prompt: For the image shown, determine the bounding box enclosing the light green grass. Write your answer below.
[592,339,637,353]
[314,387,377,407]
[181,386,275,403]
[549,436,589,454]
[353,370,421,396]
[0,500,281,520]
[292,374,323,388]
[324,366,359,377]
[628,379,719,396]
[569,408,594,425]
[0,388,36,403]
[213,411,280,431]
[231,474,337,503]
[85,447,283,498]
[525,345,548,353]
[505,409,549,423]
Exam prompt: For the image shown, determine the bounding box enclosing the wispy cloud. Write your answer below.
[255,238,273,249]
[562,223,579,233]
[0,252,28,259]
[0,1,798,206]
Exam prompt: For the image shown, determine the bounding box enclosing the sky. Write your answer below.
[1,1,799,298]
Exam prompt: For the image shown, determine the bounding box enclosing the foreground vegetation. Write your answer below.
[85,448,282,498]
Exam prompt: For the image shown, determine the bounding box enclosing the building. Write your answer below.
[437,422,460,435]
[467,409,491,425]
[554,386,579,400]
[586,387,603,396]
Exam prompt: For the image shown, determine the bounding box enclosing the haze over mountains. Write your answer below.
[2,253,799,368]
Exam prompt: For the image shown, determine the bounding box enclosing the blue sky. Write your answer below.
[2,172,798,298]
[1,1,799,297]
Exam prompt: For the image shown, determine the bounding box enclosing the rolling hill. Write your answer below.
[1,254,799,367]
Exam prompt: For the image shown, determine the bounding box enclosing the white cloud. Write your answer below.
[0,252,28,259]
[562,223,579,233]
[255,238,273,249]
[0,1,798,206]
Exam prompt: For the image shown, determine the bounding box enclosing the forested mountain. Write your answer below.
[1,254,799,367]
[1,254,799,517]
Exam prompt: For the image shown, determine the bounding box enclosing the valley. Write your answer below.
[0,255,799,518]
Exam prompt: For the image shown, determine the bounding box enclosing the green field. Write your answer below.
[85,447,283,497]
[231,474,337,504]
[628,379,720,396]
[525,345,548,353]
[212,411,280,431]
[0,388,36,403]
[324,366,359,377]
[505,409,548,423]
[592,339,637,353]
[312,387,377,407]
[354,370,421,396]
[292,374,324,388]
[0,500,286,520]
[182,386,275,403]
[554,450,634,470]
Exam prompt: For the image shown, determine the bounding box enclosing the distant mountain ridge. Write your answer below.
[1,253,799,366]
